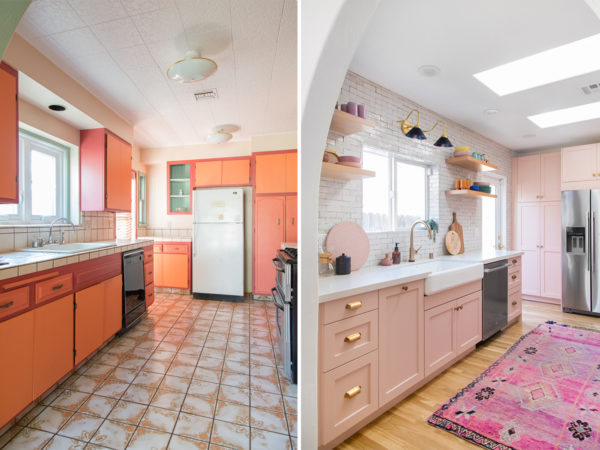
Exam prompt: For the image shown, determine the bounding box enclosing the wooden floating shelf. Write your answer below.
[330,109,376,136]
[321,162,375,180]
[445,156,498,172]
[445,189,497,199]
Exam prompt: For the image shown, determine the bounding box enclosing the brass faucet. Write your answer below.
[409,220,433,262]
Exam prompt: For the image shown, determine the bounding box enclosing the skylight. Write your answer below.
[474,33,600,96]
[528,100,600,128]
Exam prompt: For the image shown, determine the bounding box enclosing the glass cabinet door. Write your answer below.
[169,163,191,213]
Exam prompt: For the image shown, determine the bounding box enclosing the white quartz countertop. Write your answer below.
[318,249,524,303]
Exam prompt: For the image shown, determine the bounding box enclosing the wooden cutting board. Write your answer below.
[449,212,464,254]
[445,231,461,255]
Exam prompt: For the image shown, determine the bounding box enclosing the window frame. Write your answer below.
[362,147,431,232]
[138,171,147,226]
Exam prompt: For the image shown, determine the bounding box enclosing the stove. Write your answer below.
[272,247,297,383]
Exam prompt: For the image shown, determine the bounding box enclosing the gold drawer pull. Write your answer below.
[52,284,64,291]
[454,305,464,311]
[401,286,408,291]
[346,301,362,310]
[0,301,14,309]
[344,385,361,399]
[344,332,362,343]
[512,301,518,306]
[512,259,517,264]
[511,275,517,280]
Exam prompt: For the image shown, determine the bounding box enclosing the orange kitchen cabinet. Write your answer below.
[154,252,165,286]
[0,310,34,428]
[222,159,251,185]
[254,196,286,295]
[0,62,18,203]
[75,282,104,365]
[162,253,189,289]
[285,195,297,243]
[285,153,297,193]
[103,275,123,341]
[255,154,287,193]
[33,295,74,398]
[195,160,223,186]
[81,128,132,212]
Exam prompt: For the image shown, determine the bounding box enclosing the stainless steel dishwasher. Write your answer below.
[482,259,509,340]
[122,249,146,330]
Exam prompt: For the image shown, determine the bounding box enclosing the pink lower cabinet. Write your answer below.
[378,281,424,407]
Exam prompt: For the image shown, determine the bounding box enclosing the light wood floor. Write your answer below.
[337,301,600,449]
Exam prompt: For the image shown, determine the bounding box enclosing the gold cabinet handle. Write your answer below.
[52,283,64,291]
[512,301,517,306]
[344,332,362,343]
[291,218,295,225]
[0,301,14,309]
[345,300,362,310]
[344,385,361,399]
[401,286,408,291]
[512,259,517,264]
[512,275,517,280]
[454,306,460,311]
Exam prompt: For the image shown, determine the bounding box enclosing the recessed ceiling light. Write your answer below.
[48,104,66,111]
[484,109,499,115]
[474,33,600,96]
[528,100,600,128]
[417,65,441,77]
[522,133,536,139]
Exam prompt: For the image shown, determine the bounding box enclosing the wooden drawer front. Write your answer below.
[146,284,154,307]
[322,290,378,325]
[35,273,73,305]
[508,290,522,321]
[144,262,154,286]
[321,310,378,372]
[320,351,378,446]
[0,287,29,320]
[153,244,162,253]
[144,247,153,263]
[509,256,521,270]
[163,244,188,254]
[508,269,522,292]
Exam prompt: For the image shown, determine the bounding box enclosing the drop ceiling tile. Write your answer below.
[123,0,175,16]
[23,0,86,36]
[176,0,231,56]
[66,0,128,26]
[51,27,106,58]
[91,17,144,50]
[146,41,186,72]
[131,6,185,46]
[110,44,158,70]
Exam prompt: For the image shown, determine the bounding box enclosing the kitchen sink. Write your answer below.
[22,241,117,254]
[412,259,484,295]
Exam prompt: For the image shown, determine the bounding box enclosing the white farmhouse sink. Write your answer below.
[412,259,484,295]
[23,241,117,254]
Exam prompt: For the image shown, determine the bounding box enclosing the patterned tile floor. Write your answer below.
[0,294,297,449]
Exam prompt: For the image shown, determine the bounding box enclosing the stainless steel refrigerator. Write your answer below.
[192,188,244,302]
[562,189,600,314]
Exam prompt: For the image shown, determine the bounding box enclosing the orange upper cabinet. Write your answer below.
[33,295,74,398]
[81,128,132,212]
[0,310,34,429]
[195,160,223,186]
[255,151,297,194]
[286,195,297,243]
[0,62,18,204]
[222,159,251,185]
[285,153,297,193]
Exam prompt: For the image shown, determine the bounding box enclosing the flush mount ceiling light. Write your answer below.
[397,109,453,147]
[167,50,217,83]
[206,124,239,144]
[528,100,600,128]
[48,104,66,111]
[474,33,600,96]
[484,108,499,115]
[417,65,441,77]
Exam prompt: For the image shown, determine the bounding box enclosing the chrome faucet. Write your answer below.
[49,217,76,244]
[409,219,433,262]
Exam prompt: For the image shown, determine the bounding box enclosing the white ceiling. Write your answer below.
[16,0,297,148]
[351,0,600,151]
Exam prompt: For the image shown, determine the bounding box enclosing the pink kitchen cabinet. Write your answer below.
[540,153,561,202]
[562,144,597,184]
[516,153,560,202]
[378,280,424,407]
[541,202,562,298]
[517,155,541,202]
[517,203,541,296]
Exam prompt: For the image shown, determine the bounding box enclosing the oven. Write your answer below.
[272,247,297,384]
[122,249,146,330]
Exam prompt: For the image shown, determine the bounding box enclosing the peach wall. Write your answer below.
[251,132,297,152]
[18,99,79,146]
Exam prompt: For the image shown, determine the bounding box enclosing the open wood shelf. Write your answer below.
[445,156,498,172]
[321,162,375,180]
[445,189,497,199]
[330,109,376,136]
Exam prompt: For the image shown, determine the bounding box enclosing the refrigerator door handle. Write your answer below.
[588,211,592,272]
[593,212,596,273]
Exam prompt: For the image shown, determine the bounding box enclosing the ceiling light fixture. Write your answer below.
[397,109,453,147]
[48,104,66,111]
[528,100,600,128]
[417,65,441,77]
[474,33,600,96]
[484,108,499,115]
[206,124,239,144]
[167,50,217,84]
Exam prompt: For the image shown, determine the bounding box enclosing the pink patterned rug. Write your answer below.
[428,321,600,449]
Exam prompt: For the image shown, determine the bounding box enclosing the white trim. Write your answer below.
[482,172,507,250]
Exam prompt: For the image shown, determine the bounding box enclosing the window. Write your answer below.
[481,175,507,250]
[362,148,430,232]
[0,132,68,223]
[138,172,146,226]
[116,172,136,240]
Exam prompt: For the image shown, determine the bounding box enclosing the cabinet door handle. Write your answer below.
[512,274,517,280]
[454,306,460,311]
[344,332,362,343]
[277,218,281,225]
[345,300,362,310]
[0,301,14,309]
[149,271,153,275]
[512,301,517,306]
[344,385,361,399]
[291,217,295,225]
[512,259,517,264]
[52,284,64,291]
[401,286,408,291]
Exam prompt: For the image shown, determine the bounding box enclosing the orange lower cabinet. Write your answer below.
[0,310,34,428]
[146,284,154,307]
[103,275,123,341]
[33,295,74,398]
[254,195,285,295]
[154,252,164,286]
[162,253,189,289]
[75,283,104,365]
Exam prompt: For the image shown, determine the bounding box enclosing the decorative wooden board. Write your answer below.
[449,212,464,254]
[445,231,461,255]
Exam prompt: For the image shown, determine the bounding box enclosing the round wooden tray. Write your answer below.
[445,230,461,255]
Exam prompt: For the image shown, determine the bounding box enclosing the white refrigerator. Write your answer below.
[192,188,244,301]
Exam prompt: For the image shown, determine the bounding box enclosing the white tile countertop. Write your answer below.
[0,238,154,280]
[319,249,524,303]
[150,237,192,242]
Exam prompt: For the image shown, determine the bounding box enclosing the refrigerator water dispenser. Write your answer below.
[566,227,586,254]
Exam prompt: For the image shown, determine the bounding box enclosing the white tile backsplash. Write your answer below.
[319,71,514,267]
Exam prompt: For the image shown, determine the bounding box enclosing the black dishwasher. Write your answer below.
[123,249,146,330]
[482,259,509,341]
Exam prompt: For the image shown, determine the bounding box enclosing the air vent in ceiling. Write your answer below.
[194,89,218,100]
[582,83,600,95]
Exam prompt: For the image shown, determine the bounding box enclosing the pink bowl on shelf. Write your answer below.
[453,150,471,157]
[338,156,361,164]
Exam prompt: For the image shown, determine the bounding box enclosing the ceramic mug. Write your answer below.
[347,102,358,116]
